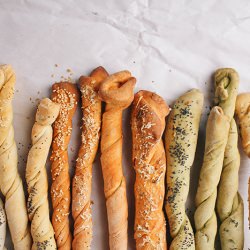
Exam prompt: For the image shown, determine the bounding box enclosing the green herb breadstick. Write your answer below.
[217,119,244,250]
[194,106,230,250]
[165,89,204,250]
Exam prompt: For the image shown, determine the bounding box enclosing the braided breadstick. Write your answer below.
[26,98,60,249]
[235,93,250,157]
[194,106,230,250]
[72,66,108,249]
[0,64,31,250]
[216,119,244,249]
[99,70,136,250]
[0,198,6,250]
[51,82,79,249]
[214,68,243,249]
[165,89,203,250]
[132,90,169,249]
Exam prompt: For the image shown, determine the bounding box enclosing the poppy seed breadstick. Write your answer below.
[132,90,169,249]
[51,82,79,250]
[0,64,32,250]
[26,98,59,250]
[165,89,203,250]
[72,66,108,249]
[99,70,136,250]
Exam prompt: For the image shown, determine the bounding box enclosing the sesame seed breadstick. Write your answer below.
[51,82,79,250]
[165,89,204,250]
[26,98,60,249]
[194,106,230,250]
[235,93,250,158]
[131,90,169,249]
[72,66,108,249]
[0,64,32,250]
[99,70,136,250]
[0,198,6,250]
[216,119,244,249]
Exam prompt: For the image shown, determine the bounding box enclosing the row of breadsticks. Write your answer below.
[0,64,249,250]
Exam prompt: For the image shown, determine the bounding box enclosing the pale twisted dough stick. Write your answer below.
[0,64,32,250]
[194,106,230,250]
[0,198,6,250]
[165,89,203,250]
[214,68,243,249]
[51,82,79,250]
[235,93,250,157]
[217,119,244,250]
[72,66,108,249]
[99,70,136,250]
[26,98,60,249]
[132,90,169,250]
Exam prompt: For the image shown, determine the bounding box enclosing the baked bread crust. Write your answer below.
[132,90,169,249]
[99,70,136,250]
[165,89,203,250]
[0,64,32,250]
[26,98,60,249]
[51,82,79,250]
[72,66,108,249]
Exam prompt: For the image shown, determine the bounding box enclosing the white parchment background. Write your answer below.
[0,0,249,249]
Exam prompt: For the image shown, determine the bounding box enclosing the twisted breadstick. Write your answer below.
[194,106,230,250]
[51,82,79,249]
[132,90,169,249]
[217,119,244,249]
[26,98,60,249]
[165,89,203,250]
[99,70,136,250]
[235,93,250,157]
[72,66,108,249]
[214,68,239,120]
[0,64,31,250]
[0,198,6,250]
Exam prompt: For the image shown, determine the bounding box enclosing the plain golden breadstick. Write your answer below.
[0,64,32,250]
[51,82,79,250]
[194,106,230,250]
[165,89,203,250]
[99,70,136,250]
[26,98,60,249]
[132,90,169,249]
[235,93,250,157]
[72,66,108,250]
[217,119,244,250]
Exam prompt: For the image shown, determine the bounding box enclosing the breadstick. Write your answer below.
[72,66,108,249]
[26,98,60,249]
[51,82,79,249]
[235,93,250,157]
[216,119,244,249]
[132,90,169,249]
[165,89,203,250]
[0,198,6,250]
[0,64,32,250]
[194,106,230,250]
[99,70,136,250]
[214,68,239,120]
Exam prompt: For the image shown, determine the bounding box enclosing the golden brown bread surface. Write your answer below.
[132,90,169,250]
[51,82,79,250]
[99,70,136,250]
[72,67,108,250]
[0,64,32,250]
[26,98,59,250]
